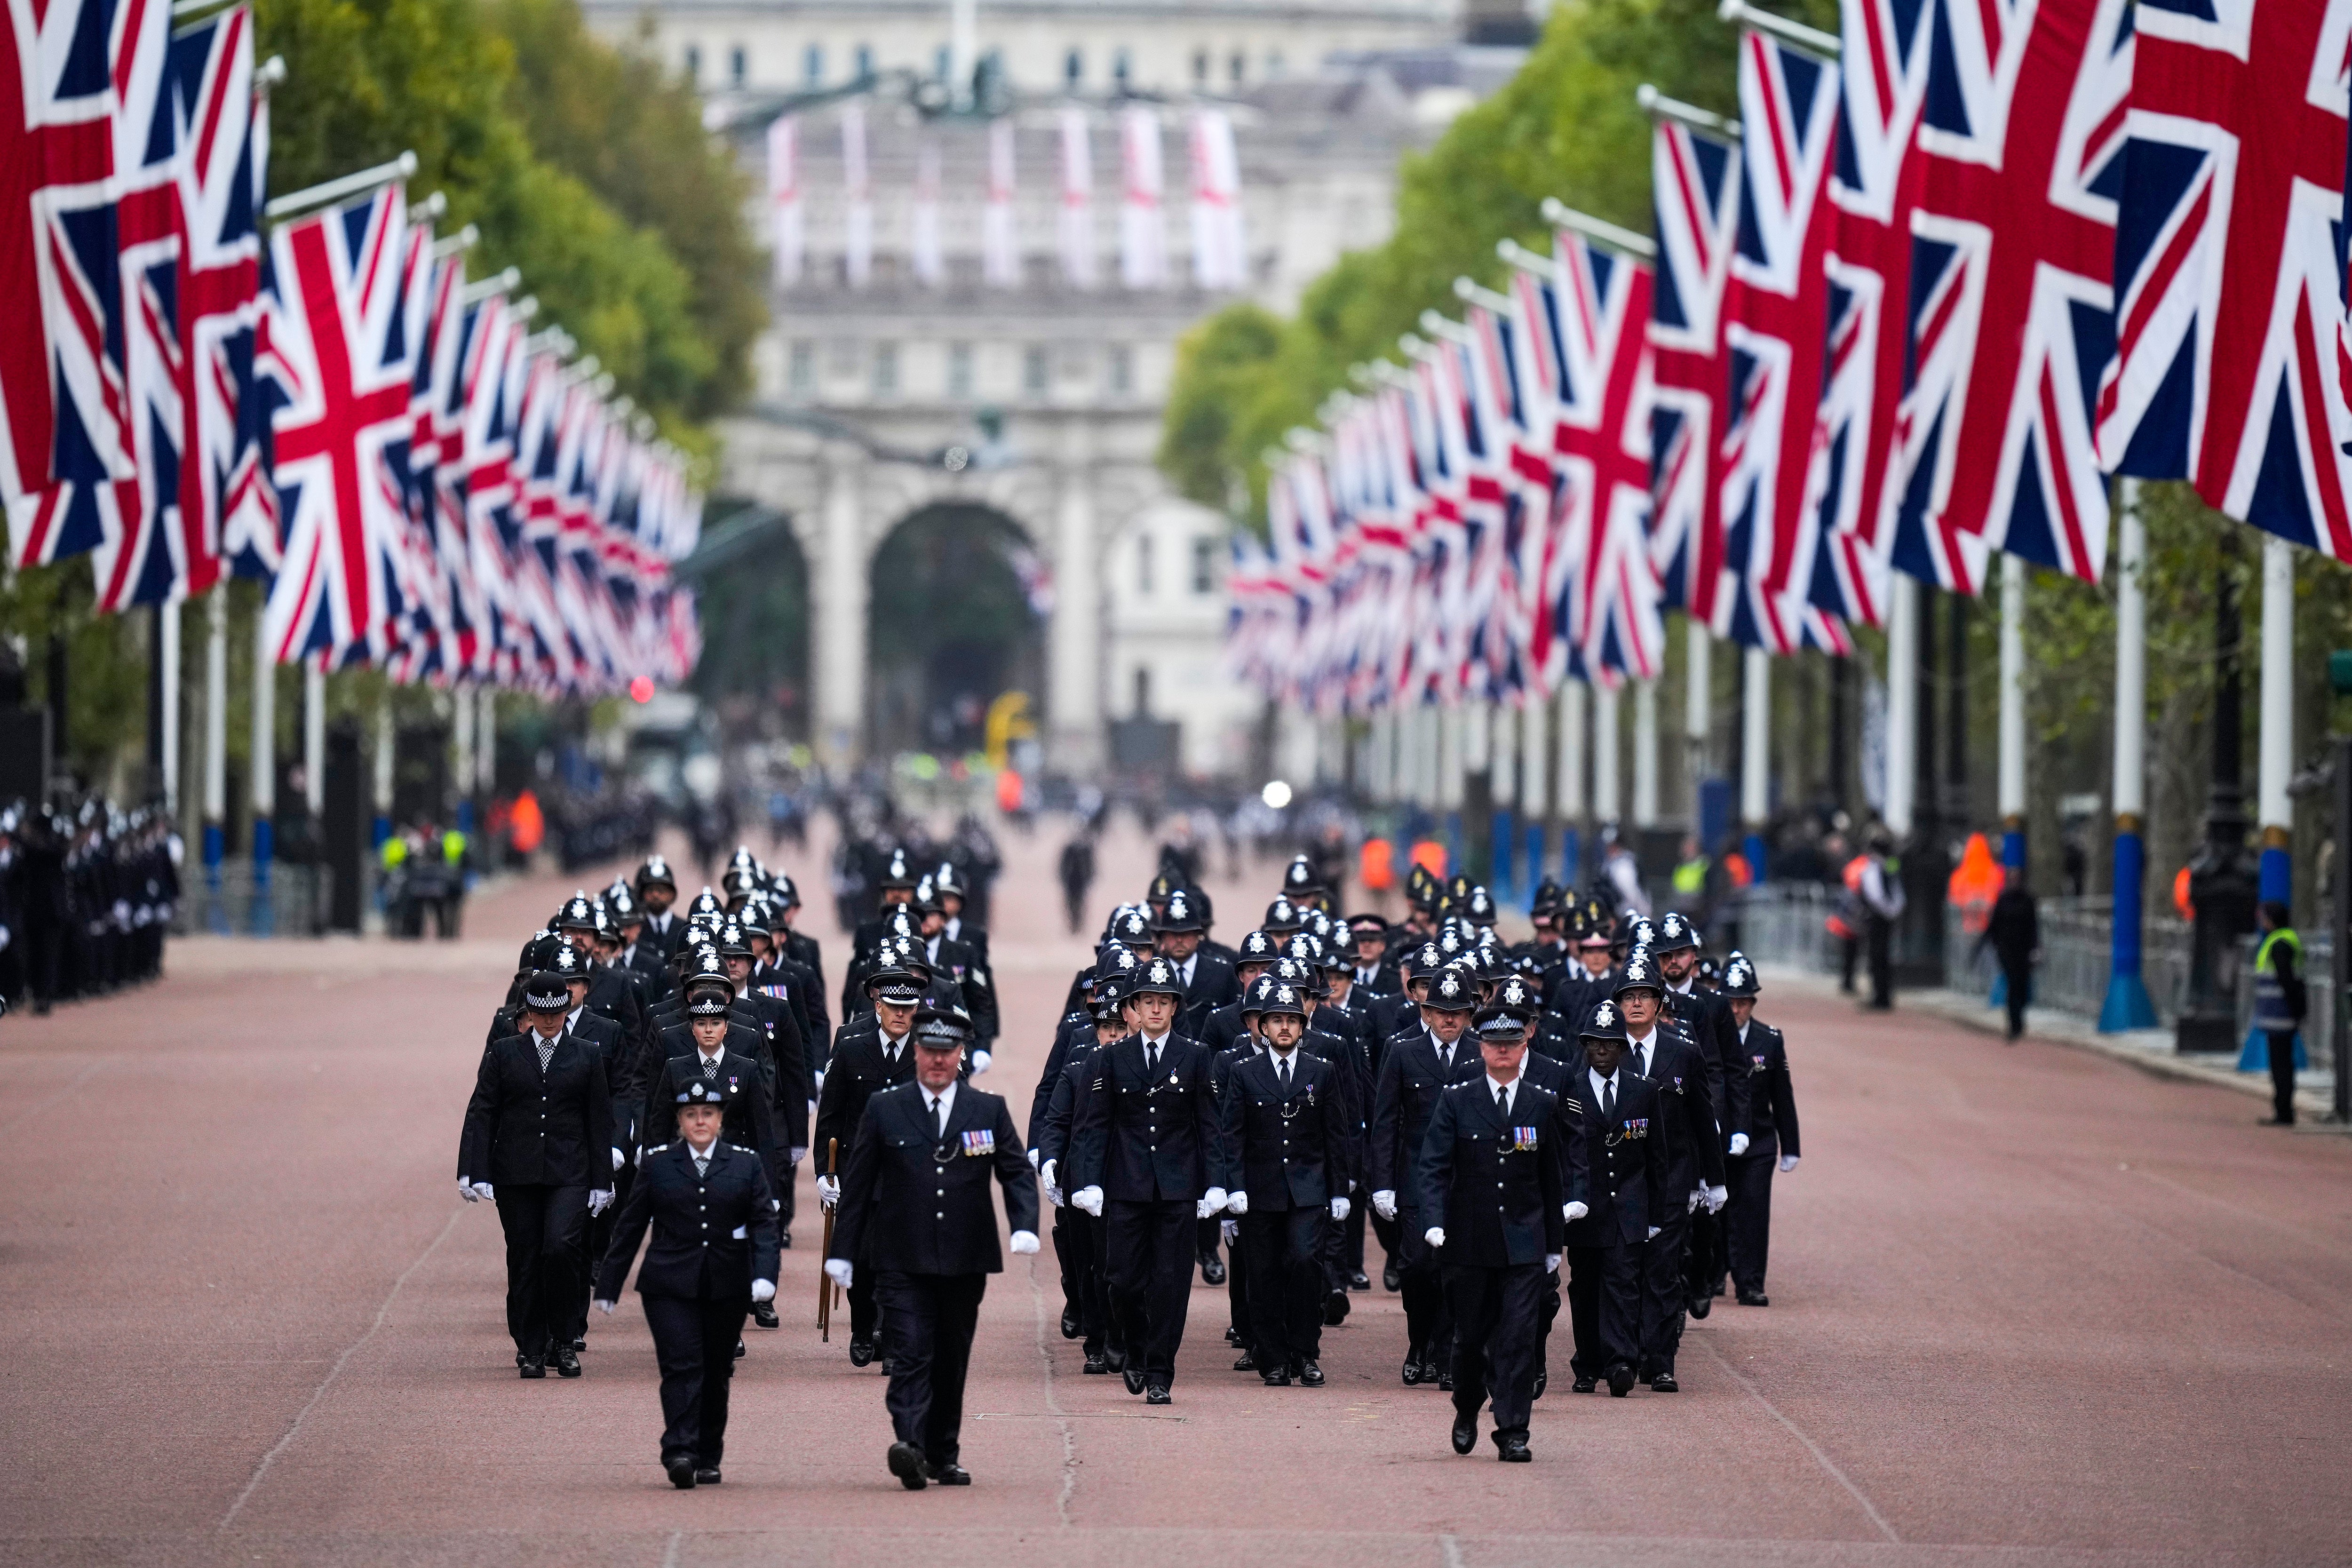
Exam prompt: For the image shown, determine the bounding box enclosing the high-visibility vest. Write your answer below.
[1671,856,1708,895]
[2253,927,2302,1031]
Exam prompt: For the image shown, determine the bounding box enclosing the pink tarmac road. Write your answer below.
[2,819,2348,1567]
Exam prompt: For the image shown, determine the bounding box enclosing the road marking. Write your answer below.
[660,1528,682,1568]
[1440,1531,1465,1568]
[1699,1338,1899,1544]
[1022,1253,1078,1526]
[217,1206,463,1532]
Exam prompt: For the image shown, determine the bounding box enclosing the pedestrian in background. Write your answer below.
[1980,866,2041,1042]
[2252,901,2305,1126]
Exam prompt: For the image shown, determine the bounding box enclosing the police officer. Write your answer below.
[1414,1003,1566,1461]
[1719,958,1800,1305]
[826,1004,1039,1489]
[459,963,615,1378]
[634,857,687,957]
[1615,949,1724,1392]
[1562,999,1671,1395]
[593,1080,779,1488]
[1035,974,1129,1372]
[640,958,783,1198]
[1216,973,1351,1387]
[1066,955,1222,1405]
[814,956,926,1364]
[1367,965,1484,1385]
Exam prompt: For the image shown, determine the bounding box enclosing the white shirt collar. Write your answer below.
[1178,952,1197,984]
[1737,1020,1750,1044]
[1588,1064,1620,1103]
[696,1042,725,1067]
[1140,1030,1169,1051]
[881,1028,908,1057]
[685,1135,719,1162]
[1485,1071,1519,1112]
[942,915,961,941]
[923,1079,958,1123]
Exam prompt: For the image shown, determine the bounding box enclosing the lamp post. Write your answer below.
[2176,535,2257,1053]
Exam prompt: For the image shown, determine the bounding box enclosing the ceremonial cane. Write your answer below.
[817,1137,838,1340]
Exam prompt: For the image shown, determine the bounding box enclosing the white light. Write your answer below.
[1261,780,1292,810]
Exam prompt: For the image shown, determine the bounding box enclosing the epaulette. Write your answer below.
[647,1142,670,1155]
[731,1143,753,1153]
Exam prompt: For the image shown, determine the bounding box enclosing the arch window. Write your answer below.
[683,43,701,83]
[803,43,823,85]
[1191,535,1215,594]
[1136,533,1155,596]
[1065,47,1082,85]
[729,45,747,87]
[855,43,874,79]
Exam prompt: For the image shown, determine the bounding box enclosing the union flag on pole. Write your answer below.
[1644,113,1741,628]
[2099,0,2352,558]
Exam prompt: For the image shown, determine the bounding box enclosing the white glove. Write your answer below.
[1372,1189,1397,1221]
[1728,1132,1750,1157]
[587,1188,613,1217]
[594,1298,617,1315]
[825,1258,854,1289]
[1220,1218,1239,1244]
[470,1181,495,1202]
[1423,1226,1446,1249]
[458,1178,479,1202]
[1040,1160,1058,1192]
[1688,1188,1703,1214]
[971,1049,992,1075]
[1009,1230,1041,1255]
[789,1146,807,1165]
[1646,1226,1661,1239]
[750,1278,776,1303]
[1329,1196,1350,1221]
[1780,1154,1799,1173]
[1564,1201,1589,1222]
[1046,1184,1065,1207]
[1028,1147,1042,1170]
[611,1147,624,1171]
[1073,1186,1104,1217]
[1544,1252,1562,1274]
[817,1175,840,1209]
[1225,1191,1249,1216]
[1704,1185,1728,1214]
[813,1070,825,1093]
[1197,1187,1228,1220]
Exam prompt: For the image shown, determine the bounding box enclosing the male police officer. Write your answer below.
[459,964,615,1378]
[814,956,926,1364]
[1067,955,1221,1404]
[1368,965,1484,1385]
[1720,958,1800,1305]
[1616,949,1725,1391]
[1415,1002,1566,1461]
[1563,1000,1671,1395]
[826,1004,1038,1489]
[594,1080,779,1488]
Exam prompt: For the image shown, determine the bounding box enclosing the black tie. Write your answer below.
[1602,1077,1616,1119]
[1497,1084,1509,1118]
[1147,1041,1160,1076]
[932,1096,946,1143]
[1279,1056,1290,1092]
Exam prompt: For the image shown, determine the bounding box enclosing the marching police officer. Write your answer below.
[1215,973,1351,1387]
[1367,964,1484,1386]
[459,963,615,1378]
[594,1079,779,1488]
[1562,999,1671,1395]
[814,955,926,1364]
[1615,948,1725,1392]
[1066,955,1221,1405]
[1414,1003,1566,1461]
[825,1004,1038,1489]
[1720,957,1800,1306]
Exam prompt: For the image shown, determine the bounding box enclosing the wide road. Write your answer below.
[2,815,2349,1568]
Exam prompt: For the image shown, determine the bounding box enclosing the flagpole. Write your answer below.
[263,151,418,224]
[1741,647,1771,883]
[1558,682,1586,885]
[251,611,276,934]
[203,590,228,923]
[2099,482,2156,1031]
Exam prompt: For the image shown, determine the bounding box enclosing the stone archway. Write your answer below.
[863,501,1047,757]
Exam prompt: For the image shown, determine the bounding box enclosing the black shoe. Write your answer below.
[928,1462,971,1485]
[1531,1368,1547,1400]
[1451,1414,1478,1455]
[1349,1271,1371,1291]
[1324,1289,1350,1326]
[552,1347,581,1378]
[1571,1375,1598,1394]
[1607,1362,1636,1398]
[1233,1351,1256,1371]
[1145,1385,1171,1405]
[1689,1292,1712,1320]
[779,1230,792,1249]
[1200,1256,1227,1286]
[1496,1433,1531,1463]
[1437,1369,1454,1392]
[1122,1365,1147,1396]
[1297,1359,1325,1387]
[666,1457,697,1489]
[848,1338,876,1367]
[1261,1366,1290,1387]
[519,1356,547,1379]
[694,1467,722,1485]
[1711,1281,1726,1297]
[1401,1357,1422,1386]
[569,1336,587,1352]
[879,1359,895,1376]
[1650,1372,1679,1393]
[1082,1351,1110,1374]
[1737,1289,1770,1306]
[1061,1307,1081,1339]
[887,1441,928,1490]
[1105,1346,1128,1372]
[733,1339,747,1360]
[1383,1262,1402,1292]
[751,1300,780,1329]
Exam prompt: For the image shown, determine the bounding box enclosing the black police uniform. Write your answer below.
[814,1019,919,1352]
[828,1075,1037,1482]
[1625,1019,1724,1385]
[1725,1017,1799,1301]
[1414,1070,1565,1456]
[596,1121,779,1480]
[1216,1044,1350,1381]
[459,1024,614,1369]
[1561,1059,1670,1388]
[1368,1020,1482,1377]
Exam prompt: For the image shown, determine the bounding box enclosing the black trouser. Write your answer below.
[642,1292,747,1466]
[875,1271,986,1468]
[1535,1262,1560,1382]
[848,1266,880,1344]
[1227,1218,1250,1338]
[1371,1207,1401,1282]
[1105,1197,1196,1387]
[1052,1202,1086,1318]
[1088,1207,1122,1358]
[1241,1206,1324,1369]
[1397,1205,1451,1364]
[1637,1209,1689,1377]
[1446,1260,1544,1441]
[1683,1206,1726,1305]
[1838,934,1860,992]
[1343,1197,1369,1276]
[494,1183,588,1360]
[1725,1149,1776,1295]
[2268,1028,2298,1123]
[2001,959,2031,1037]
[584,1161,636,1341]
[1196,1214,1223,1265]
[1566,1242,1640,1377]
[1866,916,1893,1007]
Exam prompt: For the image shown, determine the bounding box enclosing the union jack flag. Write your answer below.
[1803,0,1933,627]
[1717,29,1849,655]
[2099,0,2352,557]
[1644,115,1741,628]
[258,184,419,664]
[1884,0,2130,593]
[1459,303,1531,700]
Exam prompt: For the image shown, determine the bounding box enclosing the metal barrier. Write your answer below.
[1729,882,1842,975]
[174,861,334,938]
